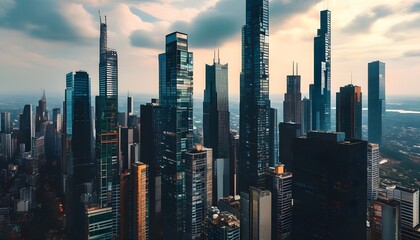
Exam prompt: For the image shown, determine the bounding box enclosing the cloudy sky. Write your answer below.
[0,0,419,98]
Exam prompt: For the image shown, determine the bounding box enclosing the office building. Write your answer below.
[369,198,401,240]
[35,91,48,134]
[336,84,362,140]
[119,170,131,240]
[269,108,279,167]
[0,133,12,160]
[131,162,149,240]
[1,112,11,134]
[185,145,213,240]
[238,0,271,194]
[368,61,386,145]
[386,186,419,229]
[159,31,194,239]
[300,98,311,135]
[86,206,113,240]
[229,131,239,196]
[367,143,380,205]
[283,63,301,123]
[312,10,332,131]
[267,165,293,240]
[292,132,367,239]
[203,207,240,240]
[19,104,33,152]
[240,192,250,240]
[140,98,163,240]
[250,187,272,240]
[119,127,133,171]
[127,95,133,117]
[278,122,301,171]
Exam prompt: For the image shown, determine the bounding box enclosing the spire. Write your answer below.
[292,61,295,75]
[296,62,299,75]
[42,89,46,101]
[213,49,216,64]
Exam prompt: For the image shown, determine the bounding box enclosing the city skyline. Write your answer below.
[1,1,420,97]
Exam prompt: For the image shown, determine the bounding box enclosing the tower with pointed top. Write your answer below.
[36,90,48,134]
[283,62,302,124]
[312,9,331,131]
[238,0,271,194]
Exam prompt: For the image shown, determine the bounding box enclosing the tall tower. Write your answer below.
[35,90,48,134]
[367,143,380,205]
[312,10,331,131]
[336,84,362,140]
[159,31,193,239]
[283,63,302,123]
[19,104,33,152]
[238,0,271,194]
[203,53,230,200]
[300,98,312,135]
[96,13,120,237]
[1,112,11,134]
[368,61,385,145]
[131,162,149,240]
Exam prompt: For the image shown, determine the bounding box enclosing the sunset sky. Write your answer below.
[1,0,419,98]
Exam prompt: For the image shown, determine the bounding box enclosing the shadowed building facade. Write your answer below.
[368,61,385,145]
[336,84,362,140]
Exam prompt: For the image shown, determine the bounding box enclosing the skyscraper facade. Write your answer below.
[203,207,240,240]
[250,186,272,240]
[336,84,362,140]
[283,65,301,123]
[312,10,331,131]
[369,198,401,240]
[300,98,312,135]
[1,112,11,134]
[131,162,149,240]
[267,165,293,240]
[35,91,48,134]
[269,108,279,167]
[238,0,271,194]
[368,61,385,145]
[367,143,380,205]
[292,132,367,239]
[386,185,419,229]
[278,122,301,171]
[96,15,120,237]
[19,104,33,152]
[127,95,133,117]
[159,31,193,239]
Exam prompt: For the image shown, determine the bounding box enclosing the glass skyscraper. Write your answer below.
[159,31,193,240]
[336,84,362,140]
[312,10,331,131]
[368,61,385,145]
[283,65,302,124]
[238,0,271,194]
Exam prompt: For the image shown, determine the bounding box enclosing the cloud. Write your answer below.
[130,0,321,49]
[130,6,160,22]
[130,29,162,48]
[410,2,420,12]
[344,5,393,34]
[403,50,420,58]
[0,0,94,43]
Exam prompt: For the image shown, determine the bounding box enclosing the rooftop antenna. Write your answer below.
[213,49,216,64]
[105,15,107,24]
[98,10,102,23]
[292,61,295,75]
[296,62,299,75]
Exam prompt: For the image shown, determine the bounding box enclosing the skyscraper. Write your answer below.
[203,207,240,240]
[185,146,213,240]
[1,112,11,134]
[269,108,279,167]
[283,63,301,123]
[300,98,312,135]
[203,53,230,199]
[369,198,401,240]
[367,143,380,205]
[278,122,301,171]
[131,162,149,240]
[238,0,271,194]
[267,165,293,240]
[19,104,33,152]
[250,187,272,240]
[159,31,193,239]
[127,95,133,117]
[312,10,331,131]
[35,91,48,134]
[140,99,163,240]
[368,61,386,145]
[96,14,120,237]
[336,84,362,139]
[386,186,419,229]
[292,132,367,239]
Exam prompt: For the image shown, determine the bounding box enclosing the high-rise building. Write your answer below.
[35,91,48,134]
[238,0,271,194]
[278,122,301,171]
[185,146,213,240]
[240,192,250,240]
[140,99,163,240]
[203,207,240,240]
[96,14,120,237]
[336,84,362,139]
[1,112,11,134]
[203,54,230,200]
[159,31,193,239]
[369,198,401,240]
[0,133,12,160]
[269,108,279,167]
[229,131,239,196]
[250,187,272,240]
[368,61,385,145]
[19,104,33,152]
[267,165,293,240]
[119,170,131,240]
[367,143,380,205]
[386,186,419,229]
[85,206,113,240]
[119,127,133,171]
[131,162,149,240]
[283,63,301,123]
[312,10,331,131]
[127,95,133,117]
[292,132,367,239]
[300,98,311,135]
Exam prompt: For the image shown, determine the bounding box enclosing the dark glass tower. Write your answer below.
[278,122,301,171]
[292,132,367,239]
[300,98,312,135]
[140,99,163,240]
[203,55,230,200]
[19,104,33,152]
[159,32,193,240]
[283,63,301,124]
[336,84,362,140]
[96,14,120,237]
[1,112,11,134]
[312,10,331,131]
[269,108,279,167]
[35,91,48,134]
[368,61,385,145]
[238,0,270,194]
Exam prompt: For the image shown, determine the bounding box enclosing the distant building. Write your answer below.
[35,91,48,134]
[267,165,293,240]
[283,63,301,124]
[203,207,240,240]
[127,95,133,117]
[368,61,385,145]
[336,84,362,139]
[292,131,367,239]
[229,130,239,196]
[269,108,279,167]
[119,127,133,171]
[278,122,301,171]
[367,143,380,204]
[369,198,401,240]
[300,98,311,135]
[19,104,33,152]
[1,112,11,134]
